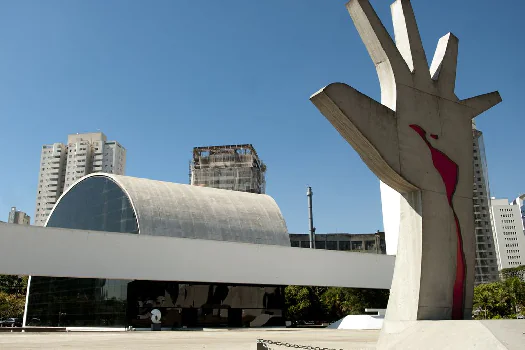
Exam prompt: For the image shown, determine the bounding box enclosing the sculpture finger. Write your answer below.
[347,0,410,83]
[460,91,502,118]
[430,33,459,99]
[391,0,429,79]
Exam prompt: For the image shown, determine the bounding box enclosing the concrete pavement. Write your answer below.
[0,329,379,350]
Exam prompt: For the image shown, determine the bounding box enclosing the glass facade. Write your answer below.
[46,176,138,233]
[128,282,284,328]
[25,175,285,328]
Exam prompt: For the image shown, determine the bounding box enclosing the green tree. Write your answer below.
[503,277,525,317]
[501,265,525,282]
[284,286,389,323]
[473,278,525,319]
[321,287,389,321]
[0,275,28,320]
[0,275,28,295]
[284,286,326,322]
[0,292,26,319]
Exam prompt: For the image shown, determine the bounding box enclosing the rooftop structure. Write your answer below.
[190,144,266,194]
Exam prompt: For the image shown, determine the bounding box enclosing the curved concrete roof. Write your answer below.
[51,173,289,246]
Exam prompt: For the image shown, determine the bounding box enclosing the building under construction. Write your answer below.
[190,144,266,194]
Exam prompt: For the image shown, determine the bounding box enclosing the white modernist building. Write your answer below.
[4,173,395,329]
[34,132,126,226]
[491,198,525,269]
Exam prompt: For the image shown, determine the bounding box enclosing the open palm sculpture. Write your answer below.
[311,0,501,321]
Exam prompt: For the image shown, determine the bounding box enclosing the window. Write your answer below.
[339,241,350,251]
[326,241,337,250]
[351,241,363,250]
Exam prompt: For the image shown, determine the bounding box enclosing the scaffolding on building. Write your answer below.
[190,144,266,194]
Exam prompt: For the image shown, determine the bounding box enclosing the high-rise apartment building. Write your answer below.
[34,132,126,226]
[8,207,30,225]
[491,198,525,269]
[472,128,499,284]
[190,144,266,194]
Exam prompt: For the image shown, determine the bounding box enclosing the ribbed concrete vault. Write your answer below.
[49,173,290,246]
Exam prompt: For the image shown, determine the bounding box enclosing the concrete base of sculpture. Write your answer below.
[377,320,525,349]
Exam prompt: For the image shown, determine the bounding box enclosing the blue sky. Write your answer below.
[1,0,523,234]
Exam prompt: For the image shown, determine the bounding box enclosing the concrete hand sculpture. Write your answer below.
[311,0,501,320]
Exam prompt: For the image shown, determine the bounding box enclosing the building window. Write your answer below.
[351,241,363,250]
[326,241,337,250]
[339,241,350,251]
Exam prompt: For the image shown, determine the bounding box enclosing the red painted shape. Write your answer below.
[430,134,439,140]
[409,124,465,320]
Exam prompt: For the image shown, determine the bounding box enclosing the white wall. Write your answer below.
[0,222,394,289]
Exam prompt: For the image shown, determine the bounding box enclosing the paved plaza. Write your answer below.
[0,329,379,350]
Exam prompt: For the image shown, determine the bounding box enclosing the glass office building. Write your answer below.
[25,174,289,328]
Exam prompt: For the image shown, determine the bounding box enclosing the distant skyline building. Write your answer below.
[289,231,386,254]
[491,198,525,269]
[190,144,266,194]
[34,132,126,226]
[8,207,30,225]
[472,128,500,284]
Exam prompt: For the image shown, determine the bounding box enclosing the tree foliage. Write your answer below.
[284,286,389,322]
[0,292,26,319]
[0,275,28,319]
[284,286,326,321]
[501,265,525,282]
[0,275,28,295]
[473,277,525,319]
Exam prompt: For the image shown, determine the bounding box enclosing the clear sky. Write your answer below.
[0,0,523,234]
